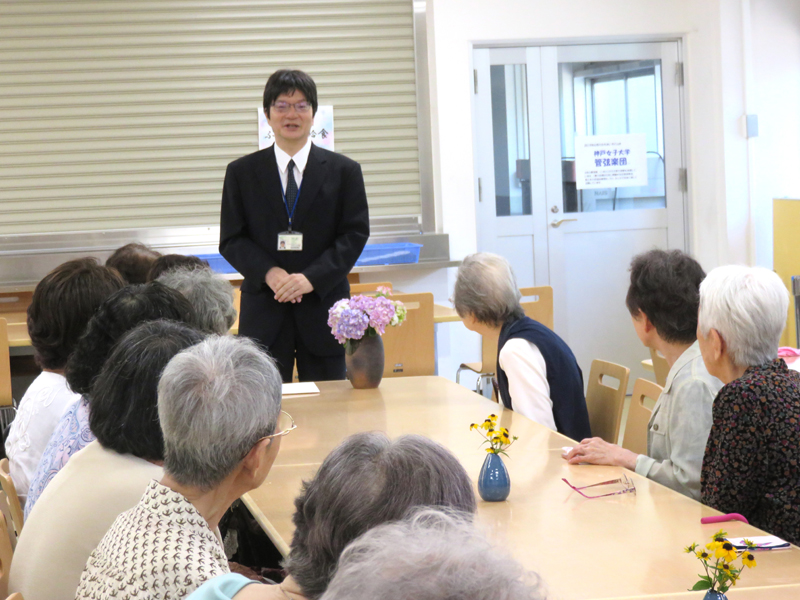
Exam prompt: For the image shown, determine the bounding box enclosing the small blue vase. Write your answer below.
[478,452,510,501]
[703,591,728,600]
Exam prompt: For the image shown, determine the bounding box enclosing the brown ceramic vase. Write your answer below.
[345,334,385,389]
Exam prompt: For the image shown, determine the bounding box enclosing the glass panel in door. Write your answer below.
[490,64,532,217]
[559,60,666,213]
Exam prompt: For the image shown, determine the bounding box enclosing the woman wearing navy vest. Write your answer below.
[452,253,591,441]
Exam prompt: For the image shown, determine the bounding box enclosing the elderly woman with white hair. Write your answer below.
[319,508,545,600]
[698,265,800,546]
[453,252,590,441]
[75,335,288,600]
[158,266,238,335]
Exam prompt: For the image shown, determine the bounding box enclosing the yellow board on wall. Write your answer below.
[773,199,800,348]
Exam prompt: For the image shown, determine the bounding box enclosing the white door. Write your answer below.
[473,48,549,288]
[474,41,686,390]
[542,42,685,390]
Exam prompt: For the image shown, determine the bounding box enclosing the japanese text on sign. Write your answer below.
[574,134,647,190]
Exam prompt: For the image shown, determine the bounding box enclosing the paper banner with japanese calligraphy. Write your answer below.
[257,105,334,151]
[574,133,647,190]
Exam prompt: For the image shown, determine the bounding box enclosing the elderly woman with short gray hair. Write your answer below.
[158,266,237,335]
[453,253,590,441]
[184,432,477,600]
[699,265,800,546]
[75,335,287,600]
[320,508,545,600]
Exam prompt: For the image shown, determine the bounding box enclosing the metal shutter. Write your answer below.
[0,0,421,235]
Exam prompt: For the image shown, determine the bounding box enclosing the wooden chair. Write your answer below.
[621,378,663,456]
[0,319,12,408]
[381,292,435,378]
[0,498,15,598]
[584,360,631,445]
[0,460,23,542]
[649,347,669,387]
[350,282,393,295]
[456,286,554,393]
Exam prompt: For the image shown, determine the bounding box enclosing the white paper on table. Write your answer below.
[282,382,320,395]
[727,536,791,550]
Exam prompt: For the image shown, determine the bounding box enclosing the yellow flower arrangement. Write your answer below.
[469,413,519,456]
[684,529,757,594]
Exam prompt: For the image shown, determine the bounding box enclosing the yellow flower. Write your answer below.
[706,530,727,551]
[480,419,493,431]
[695,549,711,560]
[489,414,498,422]
[486,447,495,453]
[742,538,756,549]
[742,552,757,568]
[715,541,737,563]
[469,423,478,431]
[720,562,731,573]
[500,431,511,444]
[684,543,698,554]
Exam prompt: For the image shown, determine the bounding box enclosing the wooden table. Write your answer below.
[433,302,461,323]
[243,377,800,600]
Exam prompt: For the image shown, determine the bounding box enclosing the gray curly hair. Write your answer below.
[320,508,546,600]
[157,266,237,335]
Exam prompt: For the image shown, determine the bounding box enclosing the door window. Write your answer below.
[560,60,666,213]
[490,64,532,217]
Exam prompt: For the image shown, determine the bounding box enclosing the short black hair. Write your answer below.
[27,258,125,370]
[147,254,209,282]
[625,249,706,345]
[263,69,318,118]
[106,242,162,284]
[89,320,205,460]
[65,281,195,396]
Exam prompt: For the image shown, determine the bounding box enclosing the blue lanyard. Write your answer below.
[281,180,302,231]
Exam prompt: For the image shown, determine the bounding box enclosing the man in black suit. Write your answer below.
[220,70,369,382]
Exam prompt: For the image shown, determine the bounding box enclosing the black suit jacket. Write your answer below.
[219,143,369,355]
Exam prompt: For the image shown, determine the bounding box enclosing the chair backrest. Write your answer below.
[584,360,631,444]
[0,319,11,408]
[350,282,393,295]
[382,292,435,378]
[0,460,22,543]
[621,378,663,456]
[649,347,669,387]
[0,502,14,598]
[475,286,555,374]
[520,286,554,330]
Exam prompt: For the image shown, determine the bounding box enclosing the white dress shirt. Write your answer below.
[4,371,80,502]
[274,139,312,194]
[498,338,557,431]
[634,341,723,500]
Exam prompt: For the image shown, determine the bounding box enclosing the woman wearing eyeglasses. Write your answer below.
[10,320,205,600]
[75,335,287,600]
[220,69,370,384]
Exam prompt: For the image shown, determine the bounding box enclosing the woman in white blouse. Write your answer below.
[452,253,590,441]
[4,258,123,503]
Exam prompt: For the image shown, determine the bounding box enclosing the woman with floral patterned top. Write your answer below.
[698,265,800,546]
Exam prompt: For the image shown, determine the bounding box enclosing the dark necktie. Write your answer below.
[286,159,298,216]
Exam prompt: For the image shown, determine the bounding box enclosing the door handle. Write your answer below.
[550,218,577,228]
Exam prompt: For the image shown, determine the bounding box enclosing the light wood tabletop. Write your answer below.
[433,302,461,323]
[242,376,800,600]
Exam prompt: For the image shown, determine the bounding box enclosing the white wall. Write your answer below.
[405,0,799,384]
[751,0,800,267]
[425,0,759,272]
